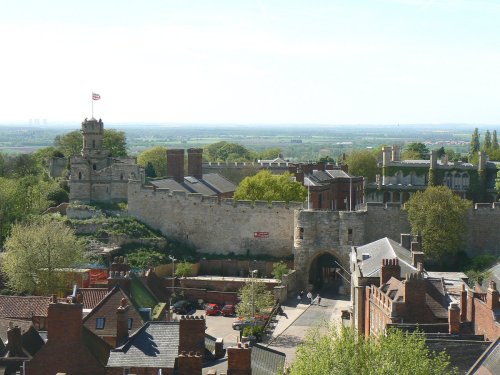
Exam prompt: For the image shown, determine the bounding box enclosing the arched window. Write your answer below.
[78,172,82,180]
[120,173,124,180]
[462,173,469,188]
[444,172,452,188]
[93,164,97,170]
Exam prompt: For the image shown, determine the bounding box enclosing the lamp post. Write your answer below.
[250,269,258,340]
[169,255,177,319]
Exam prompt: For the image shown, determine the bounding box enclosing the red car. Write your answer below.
[205,303,220,316]
[221,304,236,317]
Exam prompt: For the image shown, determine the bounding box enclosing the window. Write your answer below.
[93,163,97,170]
[348,228,353,244]
[96,317,105,329]
[78,172,82,180]
[297,227,304,239]
[92,139,96,148]
[120,173,124,180]
[128,318,133,330]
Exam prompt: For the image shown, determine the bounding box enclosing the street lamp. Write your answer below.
[250,269,258,340]
[169,255,177,319]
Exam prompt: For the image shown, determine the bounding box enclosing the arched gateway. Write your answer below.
[307,251,344,291]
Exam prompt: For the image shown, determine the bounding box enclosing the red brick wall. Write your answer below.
[472,297,500,341]
[227,343,252,375]
[179,316,206,354]
[107,367,174,375]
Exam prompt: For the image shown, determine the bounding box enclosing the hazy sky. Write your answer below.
[1,0,499,125]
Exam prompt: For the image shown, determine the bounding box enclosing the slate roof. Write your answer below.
[82,326,112,367]
[0,296,53,319]
[356,237,415,278]
[304,169,355,186]
[0,319,33,344]
[251,343,286,375]
[468,337,500,374]
[80,288,108,310]
[107,321,179,368]
[150,173,236,196]
[0,318,44,358]
[477,263,500,293]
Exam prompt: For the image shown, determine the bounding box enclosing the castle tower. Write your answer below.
[81,117,107,159]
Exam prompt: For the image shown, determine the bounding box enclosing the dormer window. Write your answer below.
[96,317,105,329]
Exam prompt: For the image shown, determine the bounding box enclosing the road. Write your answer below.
[200,289,351,373]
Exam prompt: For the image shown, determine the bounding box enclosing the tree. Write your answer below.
[272,261,289,281]
[483,130,492,151]
[137,146,167,177]
[55,129,127,158]
[103,129,127,157]
[493,130,499,150]
[126,248,168,270]
[234,170,307,203]
[144,162,157,178]
[1,219,85,294]
[496,170,500,197]
[236,280,275,319]
[287,324,457,375]
[205,141,255,162]
[318,155,335,163]
[258,148,282,161]
[470,128,480,158]
[345,150,378,182]
[175,261,193,277]
[402,142,429,160]
[405,186,472,263]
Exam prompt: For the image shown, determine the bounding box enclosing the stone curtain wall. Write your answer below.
[465,203,500,257]
[128,180,301,257]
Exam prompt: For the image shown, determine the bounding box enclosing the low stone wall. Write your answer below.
[199,259,293,278]
[66,206,104,220]
[179,277,279,293]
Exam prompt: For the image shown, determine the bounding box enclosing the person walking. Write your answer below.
[297,293,301,304]
[307,291,313,304]
[317,293,321,306]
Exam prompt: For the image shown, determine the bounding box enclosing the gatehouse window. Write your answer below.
[93,163,97,170]
[348,228,353,244]
[78,172,82,180]
[298,227,304,239]
[120,173,124,180]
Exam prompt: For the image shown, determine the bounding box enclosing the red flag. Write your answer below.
[92,92,101,100]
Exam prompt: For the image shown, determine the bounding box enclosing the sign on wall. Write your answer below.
[254,231,269,238]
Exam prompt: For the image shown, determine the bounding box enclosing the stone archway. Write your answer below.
[306,251,344,293]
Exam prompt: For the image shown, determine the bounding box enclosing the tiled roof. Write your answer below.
[0,296,52,319]
[356,237,415,278]
[251,343,286,375]
[150,173,236,196]
[0,318,44,358]
[107,321,179,368]
[80,288,108,310]
[0,318,33,343]
[82,326,112,366]
[468,337,500,374]
[425,278,452,320]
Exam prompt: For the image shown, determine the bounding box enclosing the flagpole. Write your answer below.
[91,92,94,118]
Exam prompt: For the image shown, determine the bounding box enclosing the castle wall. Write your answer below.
[465,203,500,257]
[127,180,301,257]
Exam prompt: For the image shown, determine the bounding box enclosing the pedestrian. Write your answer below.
[307,291,313,304]
[317,293,321,306]
[300,290,304,300]
[297,293,301,303]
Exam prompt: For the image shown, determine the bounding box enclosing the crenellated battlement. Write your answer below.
[204,161,293,168]
[129,180,303,209]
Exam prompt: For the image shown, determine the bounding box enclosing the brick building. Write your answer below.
[149,148,236,199]
[289,162,364,210]
[25,295,112,375]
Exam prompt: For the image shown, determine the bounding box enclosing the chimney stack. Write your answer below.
[116,298,130,346]
[6,323,24,357]
[179,316,206,354]
[178,351,203,375]
[486,281,499,311]
[227,342,252,375]
[47,295,83,342]
[188,148,203,180]
[400,234,412,250]
[403,269,426,321]
[410,241,425,268]
[380,258,401,285]
[448,302,461,334]
[167,149,185,183]
[108,256,131,293]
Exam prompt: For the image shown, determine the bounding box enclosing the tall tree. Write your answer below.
[236,280,275,320]
[287,324,457,375]
[492,130,499,150]
[137,146,167,177]
[234,170,307,203]
[483,130,492,151]
[55,129,127,158]
[1,219,85,294]
[345,150,378,182]
[470,128,480,156]
[405,186,472,263]
[402,142,429,160]
[205,141,255,162]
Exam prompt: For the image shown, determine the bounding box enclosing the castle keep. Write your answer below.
[69,118,143,203]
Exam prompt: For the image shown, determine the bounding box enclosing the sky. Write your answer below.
[1,0,499,125]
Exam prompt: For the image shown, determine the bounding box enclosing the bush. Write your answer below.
[175,261,193,277]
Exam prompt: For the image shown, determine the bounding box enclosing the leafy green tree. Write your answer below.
[1,219,85,294]
[205,141,255,162]
[318,155,335,163]
[436,146,445,158]
[402,142,429,160]
[234,170,307,203]
[137,146,167,177]
[0,152,6,176]
[175,261,193,277]
[405,186,472,263]
[55,129,127,157]
[470,128,480,160]
[144,162,157,178]
[272,261,289,281]
[126,248,168,270]
[258,148,282,160]
[493,130,499,150]
[103,129,127,157]
[3,153,41,177]
[236,280,275,319]
[496,170,500,196]
[287,324,457,375]
[345,150,378,182]
[483,130,492,151]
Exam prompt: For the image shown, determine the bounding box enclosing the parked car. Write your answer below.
[232,317,265,331]
[205,303,220,316]
[221,304,236,317]
[172,300,193,315]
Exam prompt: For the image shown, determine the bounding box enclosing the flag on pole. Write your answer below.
[92,92,101,100]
